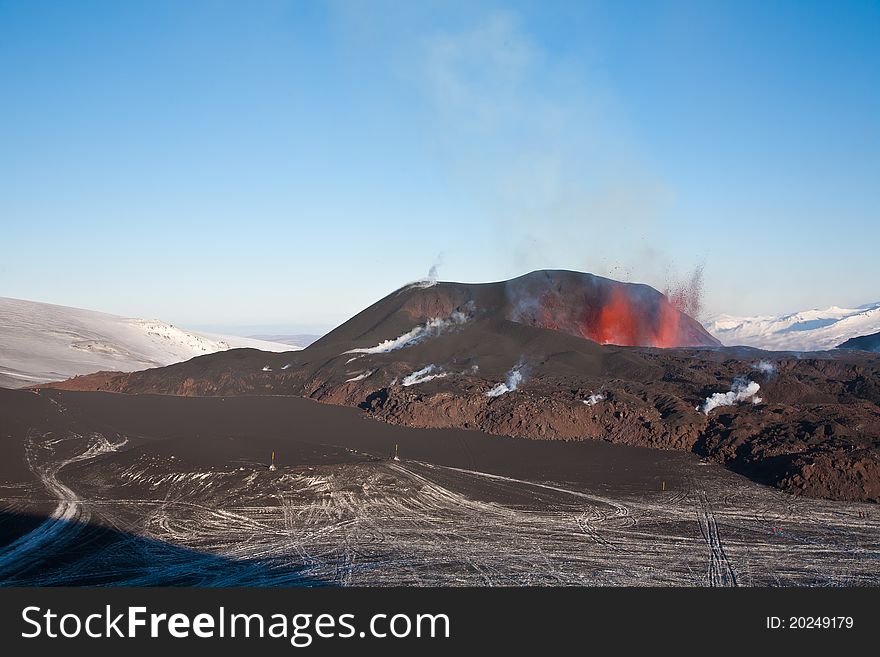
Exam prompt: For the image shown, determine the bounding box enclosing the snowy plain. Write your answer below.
[0,297,296,388]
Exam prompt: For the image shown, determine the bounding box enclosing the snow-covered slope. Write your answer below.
[0,297,298,388]
[704,302,880,352]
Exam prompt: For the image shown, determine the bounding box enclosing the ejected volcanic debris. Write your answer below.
[44,270,880,503]
[503,270,719,347]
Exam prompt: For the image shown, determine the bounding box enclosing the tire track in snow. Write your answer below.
[696,490,738,587]
[0,430,126,579]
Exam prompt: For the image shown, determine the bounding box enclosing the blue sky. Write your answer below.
[1,0,878,333]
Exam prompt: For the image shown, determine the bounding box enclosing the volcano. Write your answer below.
[313,270,720,351]
[41,270,880,503]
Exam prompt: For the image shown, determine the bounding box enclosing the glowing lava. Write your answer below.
[592,287,640,345]
[526,281,691,348]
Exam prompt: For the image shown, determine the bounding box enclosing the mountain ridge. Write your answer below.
[704,301,880,351]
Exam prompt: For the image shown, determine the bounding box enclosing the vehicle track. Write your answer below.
[0,430,126,580]
[696,490,738,587]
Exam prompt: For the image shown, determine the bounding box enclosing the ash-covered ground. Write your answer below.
[16,271,880,585]
[1,389,877,586]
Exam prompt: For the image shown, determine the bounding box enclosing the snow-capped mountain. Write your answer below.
[704,302,880,352]
[0,297,298,388]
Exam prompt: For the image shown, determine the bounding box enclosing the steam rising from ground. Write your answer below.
[699,377,761,414]
[486,360,527,397]
[403,255,445,290]
[752,360,777,376]
[345,370,374,383]
[346,312,469,355]
[402,365,448,387]
[406,279,439,289]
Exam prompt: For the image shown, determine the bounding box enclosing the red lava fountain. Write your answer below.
[593,287,639,345]
[503,271,720,348]
[584,287,682,347]
[529,284,688,348]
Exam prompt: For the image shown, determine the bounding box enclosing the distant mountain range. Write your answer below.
[0,297,296,388]
[704,301,880,352]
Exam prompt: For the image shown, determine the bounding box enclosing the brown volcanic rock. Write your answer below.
[780,450,880,503]
[359,377,704,452]
[696,401,880,500]
[37,370,128,391]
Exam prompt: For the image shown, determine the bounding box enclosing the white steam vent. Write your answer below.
[487,361,527,397]
[698,377,761,414]
[345,312,469,356]
[402,364,448,387]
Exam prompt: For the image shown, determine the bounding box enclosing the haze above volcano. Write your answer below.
[2,2,878,326]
